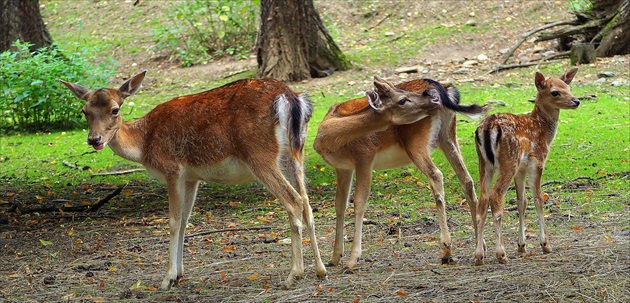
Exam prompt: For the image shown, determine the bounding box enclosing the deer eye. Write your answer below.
[112,108,120,115]
[551,90,560,97]
[398,97,408,105]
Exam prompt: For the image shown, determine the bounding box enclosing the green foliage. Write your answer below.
[566,0,593,12]
[153,0,260,67]
[0,41,117,132]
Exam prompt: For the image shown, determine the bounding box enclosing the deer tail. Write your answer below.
[437,82,489,120]
[273,92,313,159]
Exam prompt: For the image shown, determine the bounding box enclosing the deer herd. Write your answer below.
[61,67,580,290]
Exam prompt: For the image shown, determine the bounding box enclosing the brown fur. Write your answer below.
[61,72,326,290]
[314,78,488,268]
[474,68,580,265]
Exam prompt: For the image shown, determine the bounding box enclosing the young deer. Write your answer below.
[474,68,580,265]
[61,71,326,289]
[314,77,488,269]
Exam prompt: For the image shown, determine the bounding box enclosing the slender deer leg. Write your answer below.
[530,166,552,253]
[329,169,354,267]
[249,155,306,287]
[347,161,374,269]
[287,156,327,279]
[161,176,186,290]
[490,166,517,264]
[176,180,200,278]
[411,153,452,264]
[439,138,479,238]
[475,160,492,266]
[514,171,528,253]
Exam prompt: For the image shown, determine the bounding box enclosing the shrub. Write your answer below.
[0,40,117,132]
[153,0,260,67]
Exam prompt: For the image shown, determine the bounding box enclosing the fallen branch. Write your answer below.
[488,59,563,74]
[366,13,391,31]
[185,226,273,238]
[91,168,145,176]
[502,20,579,64]
[17,187,122,214]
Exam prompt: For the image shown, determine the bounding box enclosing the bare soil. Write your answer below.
[1,1,629,302]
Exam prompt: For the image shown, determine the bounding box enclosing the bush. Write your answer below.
[153,0,260,67]
[0,41,117,132]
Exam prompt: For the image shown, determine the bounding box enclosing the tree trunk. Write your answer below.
[596,0,630,56]
[257,0,350,82]
[0,0,53,53]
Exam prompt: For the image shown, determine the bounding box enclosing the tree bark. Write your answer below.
[257,0,350,82]
[0,0,53,52]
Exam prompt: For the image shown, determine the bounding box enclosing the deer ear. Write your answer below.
[373,76,395,96]
[60,80,91,101]
[534,72,546,91]
[560,68,578,85]
[119,70,147,99]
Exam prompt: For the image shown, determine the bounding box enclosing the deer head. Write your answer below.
[366,76,442,125]
[60,71,147,150]
[534,68,580,110]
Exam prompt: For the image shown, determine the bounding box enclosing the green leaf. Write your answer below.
[219,14,228,22]
[40,239,53,246]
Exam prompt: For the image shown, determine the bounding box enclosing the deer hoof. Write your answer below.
[441,255,457,265]
[517,244,527,254]
[541,242,552,253]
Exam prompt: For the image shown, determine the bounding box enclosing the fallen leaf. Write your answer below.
[221,245,236,252]
[246,273,262,281]
[99,280,105,290]
[396,289,408,297]
[39,239,53,246]
[571,225,583,231]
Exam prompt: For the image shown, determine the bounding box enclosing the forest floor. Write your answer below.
[1,1,628,302]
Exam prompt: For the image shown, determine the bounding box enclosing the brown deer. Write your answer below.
[60,71,327,290]
[474,68,579,265]
[314,77,488,269]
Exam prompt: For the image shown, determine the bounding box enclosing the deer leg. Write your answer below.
[161,176,188,290]
[514,171,528,254]
[252,163,305,288]
[530,167,552,253]
[475,159,492,266]
[284,155,327,280]
[413,154,452,264]
[490,167,517,264]
[439,139,478,239]
[329,169,354,267]
[346,162,373,269]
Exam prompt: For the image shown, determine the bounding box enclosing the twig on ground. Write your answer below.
[366,13,391,31]
[185,226,273,238]
[16,187,122,214]
[91,168,145,176]
[488,60,563,74]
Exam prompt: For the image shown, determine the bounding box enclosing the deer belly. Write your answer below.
[187,157,256,185]
[373,145,411,170]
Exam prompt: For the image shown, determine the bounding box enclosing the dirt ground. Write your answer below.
[1,1,629,302]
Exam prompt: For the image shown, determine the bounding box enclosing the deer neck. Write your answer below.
[530,101,560,144]
[108,119,146,163]
[315,104,392,153]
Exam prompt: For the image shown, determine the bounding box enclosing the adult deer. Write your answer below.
[61,71,326,289]
[314,77,488,269]
[474,68,579,265]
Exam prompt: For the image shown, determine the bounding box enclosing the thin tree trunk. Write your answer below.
[0,0,53,52]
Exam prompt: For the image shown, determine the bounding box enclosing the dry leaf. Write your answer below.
[396,289,408,297]
[99,280,105,290]
[570,225,583,231]
[246,273,262,281]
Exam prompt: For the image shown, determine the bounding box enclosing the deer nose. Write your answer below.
[87,136,102,146]
[572,99,580,107]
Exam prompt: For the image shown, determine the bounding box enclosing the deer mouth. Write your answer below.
[92,143,105,150]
